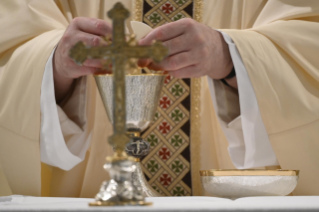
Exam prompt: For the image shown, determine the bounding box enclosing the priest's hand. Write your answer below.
[138,18,236,88]
[53,17,111,103]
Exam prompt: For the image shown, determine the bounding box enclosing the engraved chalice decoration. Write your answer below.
[96,73,164,197]
[69,2,167,206]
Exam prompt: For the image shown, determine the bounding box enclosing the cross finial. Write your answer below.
[108,3,130,20]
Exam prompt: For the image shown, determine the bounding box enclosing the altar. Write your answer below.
[1,196,319,212]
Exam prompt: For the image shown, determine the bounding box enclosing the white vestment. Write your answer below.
[40,28,278,170]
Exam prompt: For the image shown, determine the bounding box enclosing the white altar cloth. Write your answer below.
[1,196,319,212]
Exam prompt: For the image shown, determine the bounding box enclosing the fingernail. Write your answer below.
[138,39,144,45]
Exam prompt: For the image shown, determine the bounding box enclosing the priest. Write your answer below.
[0,0,318,197]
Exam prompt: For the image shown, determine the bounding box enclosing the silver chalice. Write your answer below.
[95,73,165,197]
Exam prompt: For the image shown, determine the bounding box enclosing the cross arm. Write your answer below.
[69,42,114,65]
[124,41,168,63]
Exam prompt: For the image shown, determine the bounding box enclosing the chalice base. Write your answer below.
[133,161,162,197]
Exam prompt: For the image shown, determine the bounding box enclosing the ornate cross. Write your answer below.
[69,3,168,153]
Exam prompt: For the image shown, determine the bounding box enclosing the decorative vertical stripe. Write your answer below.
[190,0,203,197]
[133,0,202,196]
[133,0,143,22]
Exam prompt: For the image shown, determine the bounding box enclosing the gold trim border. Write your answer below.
[200,169,300,177]
[190,78,201,196]
[190,0,204,197]
[133,0,143,22]
[193,0,203,23]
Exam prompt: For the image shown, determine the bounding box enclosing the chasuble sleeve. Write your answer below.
[0,0,69,195]
[219,1,319,195]
[208,31,278,169]
[40,51,91,171]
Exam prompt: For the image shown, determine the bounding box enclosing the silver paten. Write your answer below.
[200,169,299,199]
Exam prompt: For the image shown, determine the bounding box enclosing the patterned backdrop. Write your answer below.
[134,0,200,196]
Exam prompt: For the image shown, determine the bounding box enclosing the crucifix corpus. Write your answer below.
[69,2,168,207]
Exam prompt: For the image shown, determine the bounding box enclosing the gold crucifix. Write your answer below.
[69,3,168,154]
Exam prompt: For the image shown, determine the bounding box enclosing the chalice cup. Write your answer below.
[95,73,165,197]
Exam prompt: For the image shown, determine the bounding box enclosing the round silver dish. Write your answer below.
[200,169,299,199]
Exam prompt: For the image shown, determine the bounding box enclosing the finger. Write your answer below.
[146,62,163,71]
[75,31,104,47]
[83,59,104,68]
[137,58,152,67]
[162,36,190,56]
[150,51,195,71]
[139,18,194,45]
[138,28,189,67]
[168,65,204,78]
[72,17,112,36]
[140,36,190,67]
[73,66,100,77]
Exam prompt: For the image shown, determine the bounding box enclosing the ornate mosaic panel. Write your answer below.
[137,0,196,196]
[144,0,193,28]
